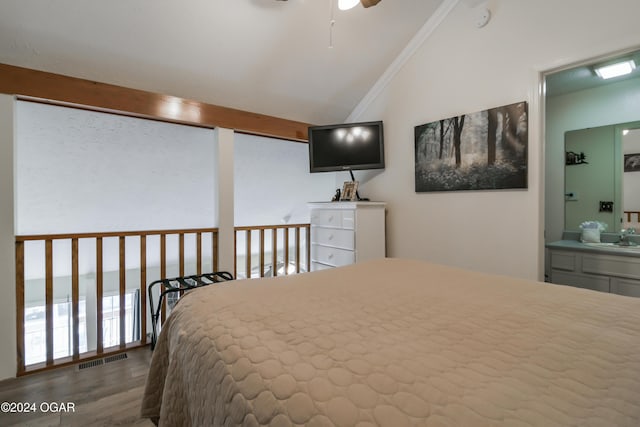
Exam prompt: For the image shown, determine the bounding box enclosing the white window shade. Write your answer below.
[16,101,217,235]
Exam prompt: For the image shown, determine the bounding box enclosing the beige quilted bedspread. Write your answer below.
[141,258,640,426]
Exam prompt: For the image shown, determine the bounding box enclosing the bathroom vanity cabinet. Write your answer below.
[547,241,640,297]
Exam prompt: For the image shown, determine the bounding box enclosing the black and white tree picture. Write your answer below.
[624,153,640,172]
[414,102,528,192]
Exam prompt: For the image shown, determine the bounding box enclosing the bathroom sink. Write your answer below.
[615,243,640,250]
[582,242,640,251]
[616,241,639,247]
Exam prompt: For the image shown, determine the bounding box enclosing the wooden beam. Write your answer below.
[196,233,202,275]
[179,234,185,278]
[160,234,166,323]
[15,241,25,375]
[259,229,265,278]
[179,233,185,297]
[305,225,311,273]
[213,231,219,272]
[71,238,80,360]
[119,237,126,348]
[295,227,301,274]
[45,240,53,366]
[96,238,104,354]
[233,230,237,278]
[140,235,147,345]
[0,63,311,141]
[284,228,289,275]
[245,231,251,280]
[16,227,219,241]
[272,229,278,278]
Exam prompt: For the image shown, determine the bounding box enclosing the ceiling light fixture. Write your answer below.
[330,0,381,48]
[360,0,381,7]
[338,0,381,10]
[594,60,636,80]
[338,0,359,10]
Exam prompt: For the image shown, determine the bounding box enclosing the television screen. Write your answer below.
[308,121,384,173]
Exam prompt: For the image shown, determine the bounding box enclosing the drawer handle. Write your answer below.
[328,253,334,259]
[328,234,334,240]
[328,215,334,222]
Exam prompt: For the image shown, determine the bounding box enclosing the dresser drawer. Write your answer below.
[311,244,355,267]
[310,208,355,229]
[341,209,355,229]
[311,227,354,250]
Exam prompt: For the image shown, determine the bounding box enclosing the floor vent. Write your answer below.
[104,353,128,364]
[77,353,128,371]
[77,359,104,370]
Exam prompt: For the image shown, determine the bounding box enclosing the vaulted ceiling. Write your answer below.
[0,0,446,125]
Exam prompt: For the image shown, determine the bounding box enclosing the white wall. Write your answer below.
[0,95,17,380]
[546,77,640,243]
[351,0,640,280]
[234,133,335,226]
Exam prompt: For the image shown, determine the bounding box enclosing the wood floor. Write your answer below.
[0,347,154,426]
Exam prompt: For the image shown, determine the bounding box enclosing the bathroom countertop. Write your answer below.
[546,239,640,258]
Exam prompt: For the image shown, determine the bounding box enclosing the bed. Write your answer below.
[141,258,640,426]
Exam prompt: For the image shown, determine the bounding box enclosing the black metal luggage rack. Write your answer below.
[148,271,234,349]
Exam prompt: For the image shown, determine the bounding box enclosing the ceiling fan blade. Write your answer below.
[360,0,381,7]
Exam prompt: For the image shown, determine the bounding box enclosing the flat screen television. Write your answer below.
[308,121,385,173]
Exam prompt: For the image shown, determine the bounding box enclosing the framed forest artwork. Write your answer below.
[624,153,640,172]
[414,101,528,192]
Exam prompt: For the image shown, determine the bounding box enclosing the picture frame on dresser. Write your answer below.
[340,181,358,201]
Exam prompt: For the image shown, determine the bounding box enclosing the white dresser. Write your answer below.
[308,202,386,271]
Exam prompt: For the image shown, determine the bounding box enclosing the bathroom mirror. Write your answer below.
[623,127,640,227]
[564,121,640,231]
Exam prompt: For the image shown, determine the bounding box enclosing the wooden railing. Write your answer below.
[234,224,310,279]
[15,224,309,375]
[15,227,219,375]
[624,211,640,223]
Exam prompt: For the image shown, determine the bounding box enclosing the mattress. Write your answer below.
[141,258,640,426]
